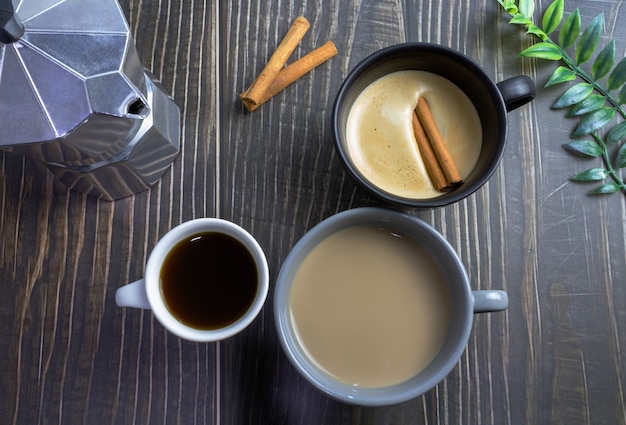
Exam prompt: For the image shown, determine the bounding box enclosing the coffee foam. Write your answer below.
[346,70,482,199]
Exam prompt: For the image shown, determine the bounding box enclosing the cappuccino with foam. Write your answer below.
[346,70,482,199]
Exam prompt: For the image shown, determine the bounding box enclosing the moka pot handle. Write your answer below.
[0,0,24,44]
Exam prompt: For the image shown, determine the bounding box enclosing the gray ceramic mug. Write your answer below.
[274,207,507,406]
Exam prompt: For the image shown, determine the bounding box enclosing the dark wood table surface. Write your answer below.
[2,0,626,424]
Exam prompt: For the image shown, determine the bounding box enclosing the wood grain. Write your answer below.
[1,0,625,424]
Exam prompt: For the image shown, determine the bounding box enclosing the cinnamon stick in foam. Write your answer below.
[411,111,449,192]
[414,97,463,191]
[241,41,338,112]
[241,16,310,106]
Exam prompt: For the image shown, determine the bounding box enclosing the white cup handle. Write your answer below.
[472,290,508,313]
[116,279,151,309]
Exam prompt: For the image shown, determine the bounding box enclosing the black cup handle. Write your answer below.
[496,75,536,112]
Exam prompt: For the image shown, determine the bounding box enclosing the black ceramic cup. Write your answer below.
[332,42,536,208]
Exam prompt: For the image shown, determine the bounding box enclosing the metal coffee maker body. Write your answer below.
[0,0,180,200]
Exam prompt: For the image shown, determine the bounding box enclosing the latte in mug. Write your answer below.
[289,224,451,388]
[275,207,508,405]
[346,70,483,199]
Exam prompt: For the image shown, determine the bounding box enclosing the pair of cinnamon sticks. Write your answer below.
[411,98,463,192]
[240,16,338,112]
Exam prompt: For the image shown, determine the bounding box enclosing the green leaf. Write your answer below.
[500,0,518,14]
[572,167,609,181]
[619,84,626,105]
[545,66,577,87]
[519,0,535,18]
[552,83,594,109]
[572,107,616,137]
[607,122,626,144]
[510,15,532,25]
[575,14,604,64]
[520,42,563,60]
[567,94,605,117]
[592,40,615,80]
[526,24,548,40]
[559,9,581,49]
[510,15,533,25]
[617,143,626,168]
[590,182,622,194]
[542,0,564,35]
[563,140,603,157]
[607,57,626,91]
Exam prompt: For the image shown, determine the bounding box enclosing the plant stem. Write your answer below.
[546,37,626,193]
[543,38,626,120]
[593,133,626,192]
[502,3,626,196]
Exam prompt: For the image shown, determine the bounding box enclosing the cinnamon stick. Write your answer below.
[241,16,310,106]
[411,111,449,191]
[241,41,338,112]
[414,97,463,190]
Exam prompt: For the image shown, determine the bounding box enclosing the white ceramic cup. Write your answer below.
[115,218,269,342]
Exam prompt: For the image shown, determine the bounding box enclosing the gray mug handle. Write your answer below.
[472,290,508,313]
[497,75,536,112]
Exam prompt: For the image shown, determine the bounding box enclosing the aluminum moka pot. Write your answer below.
[0,0,180,200]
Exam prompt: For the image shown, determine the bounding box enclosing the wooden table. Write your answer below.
[2,0,625,423]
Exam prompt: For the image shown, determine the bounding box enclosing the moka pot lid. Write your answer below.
[0,0,148,149]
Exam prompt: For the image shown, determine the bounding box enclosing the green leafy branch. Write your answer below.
[498,0,626,195]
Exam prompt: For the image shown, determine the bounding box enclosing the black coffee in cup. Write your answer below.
[160,231,259,330]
